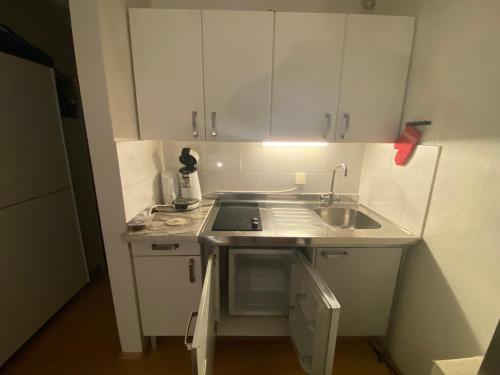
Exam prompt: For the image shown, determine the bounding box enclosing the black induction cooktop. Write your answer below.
[212,202,263,231]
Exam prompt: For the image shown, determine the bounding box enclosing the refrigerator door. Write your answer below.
[289,253,341,375]
[186,255,217,375]
[0,190,88,365]
[0,52,70,208]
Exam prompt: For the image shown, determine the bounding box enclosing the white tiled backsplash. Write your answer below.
[115,140,164,221]
[115,140,440,235]
[162,141,365,194]
[359,144,441,235]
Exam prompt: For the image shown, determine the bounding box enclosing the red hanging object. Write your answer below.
[394,124,422,166]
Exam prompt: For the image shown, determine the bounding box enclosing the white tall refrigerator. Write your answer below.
[0,52,89,365]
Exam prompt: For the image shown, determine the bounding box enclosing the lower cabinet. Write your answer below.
[187,248,340,375]
[132,243,402,374]
[314,247,403,336]
[132,242,203,336]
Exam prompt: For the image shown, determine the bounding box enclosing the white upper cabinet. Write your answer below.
[129,10,414,143]
[271,13,346,141]
[202,10,273,141]
[336,15,415,142]
[129,9,205,140]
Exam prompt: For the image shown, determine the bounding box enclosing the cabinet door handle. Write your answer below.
[188,258,196,283]
[210,111,217,137]
[341,113,350,140]
[320,250,349,259]
[184,311,198,350]
[324,113,332,139]
[151,243,179,251]
[192,110,199,138]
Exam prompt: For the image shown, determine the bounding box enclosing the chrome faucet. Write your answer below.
[321,163,348,204]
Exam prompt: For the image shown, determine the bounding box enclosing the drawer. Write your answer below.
[131,241,201,257]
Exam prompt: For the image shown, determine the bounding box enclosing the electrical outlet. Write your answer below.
[295,173,306,185]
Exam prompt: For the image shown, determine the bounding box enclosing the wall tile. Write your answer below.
[199,171,222,194]
[281,146,330,172]
[116,140,163,219]
[122,175,161,221]
[361,143,394,178]
[300,173,331,193]
[116,140,163,188]
[399,189,429,235]
[199,142,241,172]
[390,145,440,195]
[325,143,366,171]
[361,176,404,222]
[221,172,261,191]
[241,143,282,172]
[260,173,296,191]
[162,141,365,194]
[359,144,440,234]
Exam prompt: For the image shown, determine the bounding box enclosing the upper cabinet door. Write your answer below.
[336,15,415,142]
[129,9,205,140]
[271,13,346,141]
[202,10,273,141]
[289,253,340,375]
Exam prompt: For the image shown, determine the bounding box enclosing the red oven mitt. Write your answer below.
[394,124,422,166]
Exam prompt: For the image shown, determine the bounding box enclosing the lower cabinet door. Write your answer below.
[315,247,402,336]
[187,254,217,375]
[134,256,202,336]
[289,253,341,375]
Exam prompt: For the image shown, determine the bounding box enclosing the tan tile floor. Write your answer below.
[1,274,390,375]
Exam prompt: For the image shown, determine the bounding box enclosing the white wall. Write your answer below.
[69,0,147,354]
[162,142,364,195]
[151,0,389,14]
[116,140,164,220]
[382,1,500,374]
[359,144,440,235]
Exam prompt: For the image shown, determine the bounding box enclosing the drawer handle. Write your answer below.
[320,250,349,259]
[151,243,179,251]
[189,258,196,283]
[184,311,198,350]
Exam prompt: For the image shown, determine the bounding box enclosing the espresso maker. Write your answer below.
[173,148,201,210]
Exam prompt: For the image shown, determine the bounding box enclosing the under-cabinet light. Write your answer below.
[261,141,328,148]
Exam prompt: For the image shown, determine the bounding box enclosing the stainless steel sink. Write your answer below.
[314,207,381,229]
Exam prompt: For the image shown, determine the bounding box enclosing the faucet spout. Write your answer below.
[327,163,348,204]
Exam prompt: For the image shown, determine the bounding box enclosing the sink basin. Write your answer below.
[314,207,381,229]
